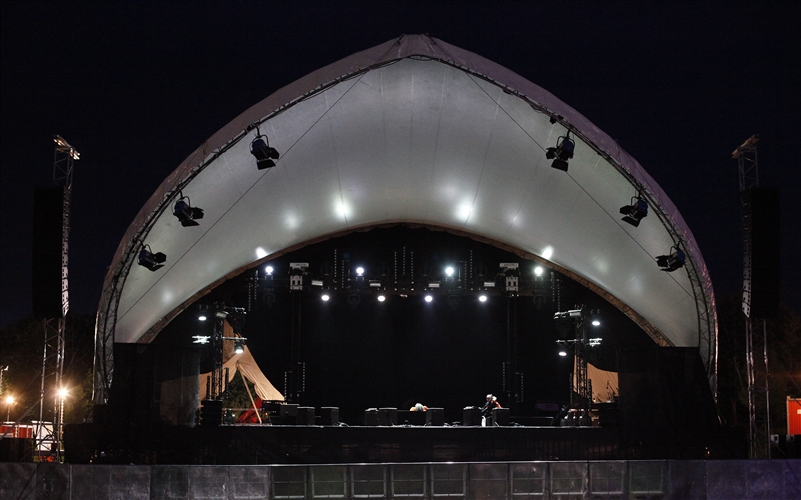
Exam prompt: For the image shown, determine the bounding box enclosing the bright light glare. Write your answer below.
[542,246,554,260]
[592,320,601,326]
[445,266,454,276]
[321,294,330,302]
[356,267,364,276]
[57,388,68,399]
[255,247,268,259]
[479,295,488,303]
[558,351,567,357]
[377,295,386,302]
[4,396,13,405]
[265,265,274,275]
[198,315,207,321]
[424,295,433,303]
[534,266,543,276]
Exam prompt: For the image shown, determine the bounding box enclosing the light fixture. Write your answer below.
[592,319,601,326]
[265,265,274,275]
[172,194,204,227]
[424,294,433,303]
[321,293,330,302]
[545,133,575,171]
[445,266,454,277]
[250,132,280,170]
[234,338,245,354]
[479,294,488,303]
[534,266,543,276]
[356,267,365,277]
[137,245,166,271]
[558,350,568,357]
[57,388,68,399]
[656,245,686,272]
[198,314,207,321]
[619,196,648,227]
[192,335,211,344]
[377,294,386,302]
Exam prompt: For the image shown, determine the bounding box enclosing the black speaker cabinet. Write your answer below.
[493,407,510,426]
[364,408,379,426]
[426,408,445,426]
[319,407,339,426]
[463,406,482,426]
[297,406,316,426]
[379,407,397,426]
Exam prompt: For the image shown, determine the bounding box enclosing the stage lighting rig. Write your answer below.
[172,194,204,227]
[499,263,519,295]
[545,133,575,171]
[250,129,280,170]
[289,262,309,291]
[619,195,648,227]
[137,245,166,271]
[656,245,686,272]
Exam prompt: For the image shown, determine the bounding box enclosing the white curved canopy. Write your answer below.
[97,35,715,378]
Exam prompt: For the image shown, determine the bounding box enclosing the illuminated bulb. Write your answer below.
[534,266,543,276]
[321,294,330,302]
[592,320,601,326]
[265,265,274,275]
[377,295,386,302]
[198,314,207,321]
[356,267,364,276]
[424,295,433,303]
[57,388,68,399]
[479,295,487,303]
[558,351,567,357]
[445,266,454,276]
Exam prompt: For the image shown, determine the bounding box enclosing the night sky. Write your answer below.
[2,2,799,329]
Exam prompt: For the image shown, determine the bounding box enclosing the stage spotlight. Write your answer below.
[265,265,274,275]
[321,293,330,302]
[619,196,649,227]
[656,245,686,272]
[534,266,543,276]
[198,314,207,321]
[445,266,454,277]
[479,294,488,303]
[377,294,386,302]
[250,134,280,170]
[172,195,204,227]
[137,245,166,271]
[234,338,245,354]
[424,294,433,303]
[558,350,568,357]
[356,267,365,277]
[545,134,575,171]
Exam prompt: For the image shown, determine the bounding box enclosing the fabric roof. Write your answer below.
[96,35,716,387]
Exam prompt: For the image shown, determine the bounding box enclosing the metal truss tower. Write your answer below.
[732,135,771,459]
[36,135,78,462]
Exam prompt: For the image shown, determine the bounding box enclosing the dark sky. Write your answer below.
[2,1,799,328]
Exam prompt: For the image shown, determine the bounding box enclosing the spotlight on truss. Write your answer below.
[173,195,204,227]
[619,196,648,227]
[545,134,575,171]
[137,245,166,271]
[250,133,280,170]
[656,245,686,272]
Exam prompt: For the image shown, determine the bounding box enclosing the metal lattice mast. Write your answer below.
[36,135,78,462]
[732,134,771,459]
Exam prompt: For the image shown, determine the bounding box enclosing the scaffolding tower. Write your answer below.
[732,134,771,459]
[36,135,78,462]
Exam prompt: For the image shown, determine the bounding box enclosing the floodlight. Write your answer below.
[198,314,207,321]
[479,294,488,303]
[656,245,686,272]
[356,267,365,276]
[265,265,274,275]
[534,266,543,276]
[445,266,454,276]
[250,134,280,170]
[5,395,13,405]
[321,293,330,302]
[234,339,245,354]
[619,196,648,227]
[377,294,386,302]
[137,245,166,271]
[592,320,601,326]
[546,134,575,171]
[57,388,68,399]
[424,295,433,303]
[172,195,204,227]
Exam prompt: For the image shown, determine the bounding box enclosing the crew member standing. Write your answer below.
[481,394,501,426]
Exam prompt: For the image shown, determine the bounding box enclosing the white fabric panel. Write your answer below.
[105,36,713,354]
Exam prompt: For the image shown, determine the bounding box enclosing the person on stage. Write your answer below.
[481,394,501,426]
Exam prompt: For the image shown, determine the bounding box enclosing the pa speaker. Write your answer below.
[743,188,781,318]
[32,186,65,318]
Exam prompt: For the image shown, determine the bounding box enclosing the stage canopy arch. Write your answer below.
[94,35,716,402]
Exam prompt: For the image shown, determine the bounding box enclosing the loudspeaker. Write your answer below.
[319,407,339,426]
[32,186,65,318]
[200,400,223,426]
[364,408,379,426]
[742,188,781,318]
[296,406,316,426]
[493,407,510,426]
[378,407,397,426]
[462,406,482,426]
[426,408,445,426]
